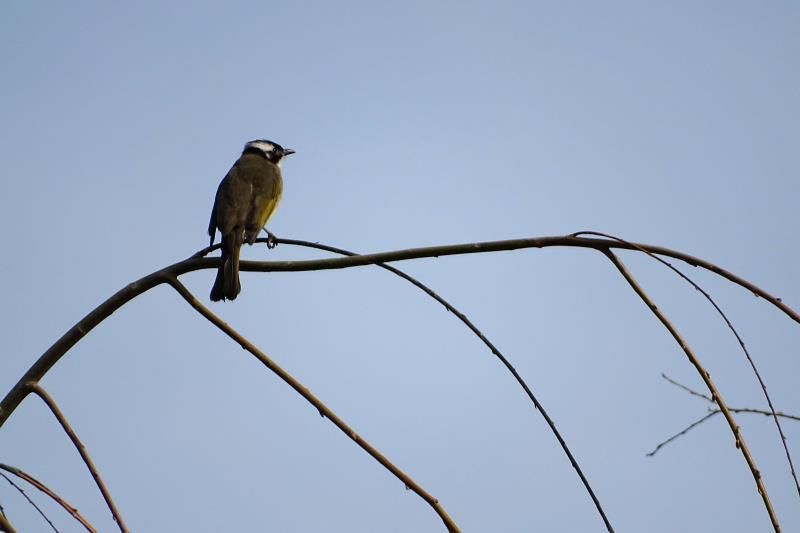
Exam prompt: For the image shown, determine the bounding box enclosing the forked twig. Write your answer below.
[575,231,800,498]
[0,463,96,532]
[648,375,800,457]
[276,238,615,532]
[165,276,461,533]
[27,384,128,533]
[601,249,781,532]
[0,471,57,532]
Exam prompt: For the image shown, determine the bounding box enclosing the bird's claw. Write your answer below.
[266,231,278,249]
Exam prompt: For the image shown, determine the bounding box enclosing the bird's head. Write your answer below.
[243,139,295,165]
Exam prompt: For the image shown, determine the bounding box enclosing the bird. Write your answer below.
[208,139,295,302]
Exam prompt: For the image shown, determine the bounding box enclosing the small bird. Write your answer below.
[208,139,295,301]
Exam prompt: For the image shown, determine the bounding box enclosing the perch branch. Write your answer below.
[601,249,780,532]
[164,277,461,533]
[0,463,96,532]
[28,384,129,533]
[276,238,615,532]
[4,234,797,430]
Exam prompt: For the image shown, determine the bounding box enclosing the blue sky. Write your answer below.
[1,2,798,531]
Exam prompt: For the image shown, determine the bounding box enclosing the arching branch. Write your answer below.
[0,463,96,533]
[601,249,780,532]
[165,276,461,532]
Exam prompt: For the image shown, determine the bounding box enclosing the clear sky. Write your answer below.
[1,2,798,531]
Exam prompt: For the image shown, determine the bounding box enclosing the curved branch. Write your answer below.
[601,249,781,532]
[0,471,56,532]
[0,464,96,532]
[164,277,461,532]
[576,231,800,497]
[276,238,615,532]
[3,234,796,429]
[28,384,128,533]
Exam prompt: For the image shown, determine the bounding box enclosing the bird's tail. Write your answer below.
[210,234,242,301]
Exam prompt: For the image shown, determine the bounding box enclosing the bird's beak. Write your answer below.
[284,148,296,156]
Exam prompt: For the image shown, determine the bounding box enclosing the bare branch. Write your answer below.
[0,471,58,532]
[0,463,96,532]
[647,412,719,457]
[277,238,615,532]
[649,375,800,456]
[0,510,15,533]
[576,231,800,498]
[4,234,797,430]
[164,276,461,533]
[28,384,129,533]
[601,249,781,532]
[660,373,713,402]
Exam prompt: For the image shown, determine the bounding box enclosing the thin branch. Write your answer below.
[661,373,713,402]
[27,384,129,533]
[164,276,461,533]
[0,471,58,532]
[3,234,797,429]
[646,411,719,457]
[601,249,781,532]
[0,463,96,532]
[576,231,800,498]
[648,375,800,456]
[276,238,615,532]
[0,509,15,533]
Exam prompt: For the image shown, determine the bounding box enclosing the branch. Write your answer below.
[0,471,57,532]
[28,384,128,533]
[646,411,719,457]
[649,375,800,456]
[601,250,781,532]
[164,276,461,533]
[576,231,800,498]
[0,508,15,533]
[0,463,96,532]
[4,234,797,429]
[276,238,615,531]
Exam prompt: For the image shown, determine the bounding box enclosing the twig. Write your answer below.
[601,249,781,532]
[164,276,461,533]
[647,412,719,457]
[4,234,797,429]
[649,375,800,456]
[276,238,615,532]
[0,471,58,532]
[0,463,96,532]
[660,373,713,402]
[28,384,129,533]
[575,231,800,498]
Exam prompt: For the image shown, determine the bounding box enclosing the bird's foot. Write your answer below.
[266,231,279,249]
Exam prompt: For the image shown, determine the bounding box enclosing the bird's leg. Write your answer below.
[264,228,278,249]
